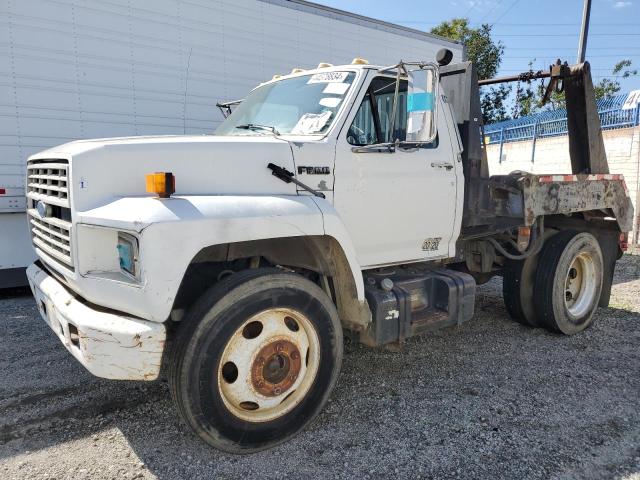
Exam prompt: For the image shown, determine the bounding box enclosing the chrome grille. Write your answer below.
[26,158,73,270]
[27,159,70,208]
[28,210,73,270]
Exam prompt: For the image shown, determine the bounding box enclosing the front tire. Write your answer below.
[533,231,604,335]
[169,269,343,453]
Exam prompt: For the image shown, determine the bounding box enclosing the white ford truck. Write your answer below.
[26,52,633,452]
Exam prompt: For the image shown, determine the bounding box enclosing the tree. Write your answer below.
[481,85,511,123]
[512,61,543,118]
[518,59,638,113]
[431,18,509,123]
[593,60,638,100]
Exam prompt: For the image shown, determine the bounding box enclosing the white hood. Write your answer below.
[30,135,298,212]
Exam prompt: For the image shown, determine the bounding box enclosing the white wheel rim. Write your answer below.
[218,308,320,422]
[564,252,597,318]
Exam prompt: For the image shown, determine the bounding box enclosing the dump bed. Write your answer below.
[521,174,633,232]
[440,59,634,237]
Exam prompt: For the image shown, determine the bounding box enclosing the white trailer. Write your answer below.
[0,0,462,287]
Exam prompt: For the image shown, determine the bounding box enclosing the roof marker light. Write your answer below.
[145,172,175,198]
[317,62,333,68]
[290,68,305,74]
[351,57,369,65]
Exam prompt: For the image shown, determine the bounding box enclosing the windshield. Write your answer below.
[215,71,356,136]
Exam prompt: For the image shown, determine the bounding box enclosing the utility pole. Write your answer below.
[577,0,592,63]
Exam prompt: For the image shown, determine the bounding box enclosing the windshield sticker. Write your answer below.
[291,111,332,134]
[308,72,349,84]
[322,82,350,95]
[319,97,341,108]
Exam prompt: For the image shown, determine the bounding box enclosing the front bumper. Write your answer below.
[27,263,166,380]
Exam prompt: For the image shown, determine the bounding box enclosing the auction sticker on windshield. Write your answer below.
[323,82,350,95]
[291,111,332,134]
[308,72,349,84]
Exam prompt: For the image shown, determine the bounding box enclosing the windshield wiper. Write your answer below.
[267,163,326,199]
[235,123,280,135]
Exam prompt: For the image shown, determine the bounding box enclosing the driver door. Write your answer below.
[333,73,459,268]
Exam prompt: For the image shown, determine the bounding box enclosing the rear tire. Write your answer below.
[503,255,541,327]
[533,231,603,335]
[169,269,343,453]
[502,229,556,327]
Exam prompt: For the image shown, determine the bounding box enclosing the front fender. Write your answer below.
[74,195,363,322]
[311,197,365,302]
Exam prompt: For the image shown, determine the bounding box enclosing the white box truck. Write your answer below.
[0,0,462,287]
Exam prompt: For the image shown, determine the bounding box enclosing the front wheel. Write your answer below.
[169,269,343,453]
[534,231,604,335]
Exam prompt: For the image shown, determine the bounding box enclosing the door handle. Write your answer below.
[431,162,454,171]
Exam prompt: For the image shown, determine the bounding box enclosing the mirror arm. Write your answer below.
[368,85,384,145]
[387,65,404,143]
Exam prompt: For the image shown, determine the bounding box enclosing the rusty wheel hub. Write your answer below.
[217,308,320,422]
[252,340,301,397]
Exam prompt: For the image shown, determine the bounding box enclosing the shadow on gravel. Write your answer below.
[0,287,31,300]
[612,253,640,286]
[1,259,639,478]
[2,301,639,479]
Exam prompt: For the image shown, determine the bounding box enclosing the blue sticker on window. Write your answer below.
[407,92,434,112]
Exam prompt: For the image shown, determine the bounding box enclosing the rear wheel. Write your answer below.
[502,230,556,327]
[169,269,343,453]
[533,231,603,335]
[503,255,541,327]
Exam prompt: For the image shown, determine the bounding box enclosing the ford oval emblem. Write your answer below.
[36,201,48,218]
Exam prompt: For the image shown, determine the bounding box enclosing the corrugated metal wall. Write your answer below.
[1,0,461,180]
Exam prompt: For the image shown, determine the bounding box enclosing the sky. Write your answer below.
[314,0,640,95]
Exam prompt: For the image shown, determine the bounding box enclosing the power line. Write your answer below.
[504,54,640,59]
[491,0,523,25]
[493,33,640,37]
[389,21,639,26]
[498,68,635,72]
[478,0,507,22]
[503,47,640,50]
[462,0,487,18]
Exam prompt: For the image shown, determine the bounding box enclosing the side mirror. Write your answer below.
[406,64,438,144]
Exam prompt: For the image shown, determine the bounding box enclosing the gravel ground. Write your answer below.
[1,255,639,480]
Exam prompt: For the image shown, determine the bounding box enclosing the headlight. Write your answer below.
[116,232,139,279]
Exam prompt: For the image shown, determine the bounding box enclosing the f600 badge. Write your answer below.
[297,166,330,175]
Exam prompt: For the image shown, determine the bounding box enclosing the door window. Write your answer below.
[347,77,408,146]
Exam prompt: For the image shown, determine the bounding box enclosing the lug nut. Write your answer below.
[257,357,264,365]
[291,351,299,360]
[290,374,297,381]
[273,387,282,395]
[276,343,283,352]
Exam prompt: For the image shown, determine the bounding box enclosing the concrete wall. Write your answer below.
[486,126,640,244]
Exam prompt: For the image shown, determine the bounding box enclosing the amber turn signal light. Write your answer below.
[145,172,175,198]
[517,226,531,252]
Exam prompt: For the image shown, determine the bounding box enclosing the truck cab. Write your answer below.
[25,56,633,453]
